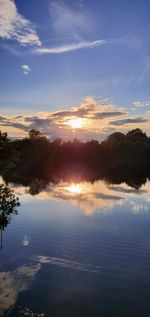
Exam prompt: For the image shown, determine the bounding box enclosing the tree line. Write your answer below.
[0,128,150,189]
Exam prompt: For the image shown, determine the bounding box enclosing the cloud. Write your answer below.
[36,39,106,54]
[133,101,150,108]
[51,97,98,118]
[76,0,84,9]
[0,116,6,121]
[21,64,31,75]
[49,1,91,39]
[0,97,149,140]
[0,0,41,46]
[34,2,106,55]
[92,111,126,120]
[0,0,106,56]
[0,117,28,131]
[110,117,148,126]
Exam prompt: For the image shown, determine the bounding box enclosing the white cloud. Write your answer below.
[36,39,106,54]
[0,1,106,55]
[133,101,150,108]
[21,64,31,75]
[0,0,41,46]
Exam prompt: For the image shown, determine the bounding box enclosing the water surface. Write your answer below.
[1,177,150,316]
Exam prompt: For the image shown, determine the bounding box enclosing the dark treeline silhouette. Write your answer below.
[0,128,150,191]
[0,183,20,248]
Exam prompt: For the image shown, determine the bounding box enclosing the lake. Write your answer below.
[1,177,150,316]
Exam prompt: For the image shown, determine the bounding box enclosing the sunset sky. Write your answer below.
[0,0,150,139]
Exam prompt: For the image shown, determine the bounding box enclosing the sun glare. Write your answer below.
[66,184,82,194]
[67,118,86,129]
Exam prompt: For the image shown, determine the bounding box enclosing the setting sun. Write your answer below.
[66,184,82,194]
[67,118,86,129]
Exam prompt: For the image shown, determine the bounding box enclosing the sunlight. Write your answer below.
[66,183,82,194]
[67,118,86,129]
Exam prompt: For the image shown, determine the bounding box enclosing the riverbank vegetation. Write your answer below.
[0,128,150,190]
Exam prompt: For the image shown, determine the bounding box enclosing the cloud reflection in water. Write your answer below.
[21,180,125,215]
[3,176,150,215]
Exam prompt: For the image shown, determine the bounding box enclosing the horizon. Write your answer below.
[4,126,150,143]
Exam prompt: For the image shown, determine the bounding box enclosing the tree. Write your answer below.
[0,131,8,144]
[0,184,20,248]
[106,132,125,144]
[126,129,147,141]
[0,131,11,171]
[28,129,43,139]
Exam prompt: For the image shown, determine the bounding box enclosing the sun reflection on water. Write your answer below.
[7,177,149,215]
[65,183,82,194]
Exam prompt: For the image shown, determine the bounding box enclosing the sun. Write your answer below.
[67,118,86,129]
[66,184,82,194]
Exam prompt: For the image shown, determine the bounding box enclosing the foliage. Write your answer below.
[1,128,150,191]
[29,129,46,139]
[0,184,20,230]
[0,131,20,172]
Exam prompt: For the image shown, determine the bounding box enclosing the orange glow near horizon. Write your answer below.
[67,117,86,129]
[65,183,82,194]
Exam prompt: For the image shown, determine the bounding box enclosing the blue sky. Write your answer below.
[0,0,150,139]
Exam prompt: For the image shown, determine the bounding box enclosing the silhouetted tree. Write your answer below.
[106,132,125,144]
[29,129,43,139]
[126,128,147,141]
[1,128,150,191]
[0,184,20,248]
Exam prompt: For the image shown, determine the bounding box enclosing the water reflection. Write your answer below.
[36,180,125,215]
[0,184,20,249]
[0,254,101,316]
[0,262,41,316]
[66,183,83,194]
[22,235,30,247]
[4,177,150,215]
[1,175,150,316]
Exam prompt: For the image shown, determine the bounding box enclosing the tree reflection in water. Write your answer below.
[0,184,20,249]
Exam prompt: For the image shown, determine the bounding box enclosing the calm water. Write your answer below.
[1,177,150,316]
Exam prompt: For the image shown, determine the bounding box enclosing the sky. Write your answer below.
[0,0,150,140]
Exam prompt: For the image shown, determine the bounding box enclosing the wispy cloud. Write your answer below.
[21,64,31,75]
[110,117,148,126]
[36,39,106,54]
[32,1,106,55]
[49,1,92,40]
[0,0,41,46]
[0,1,115,56]
[0,0,106,55]
[92,111,126,120]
